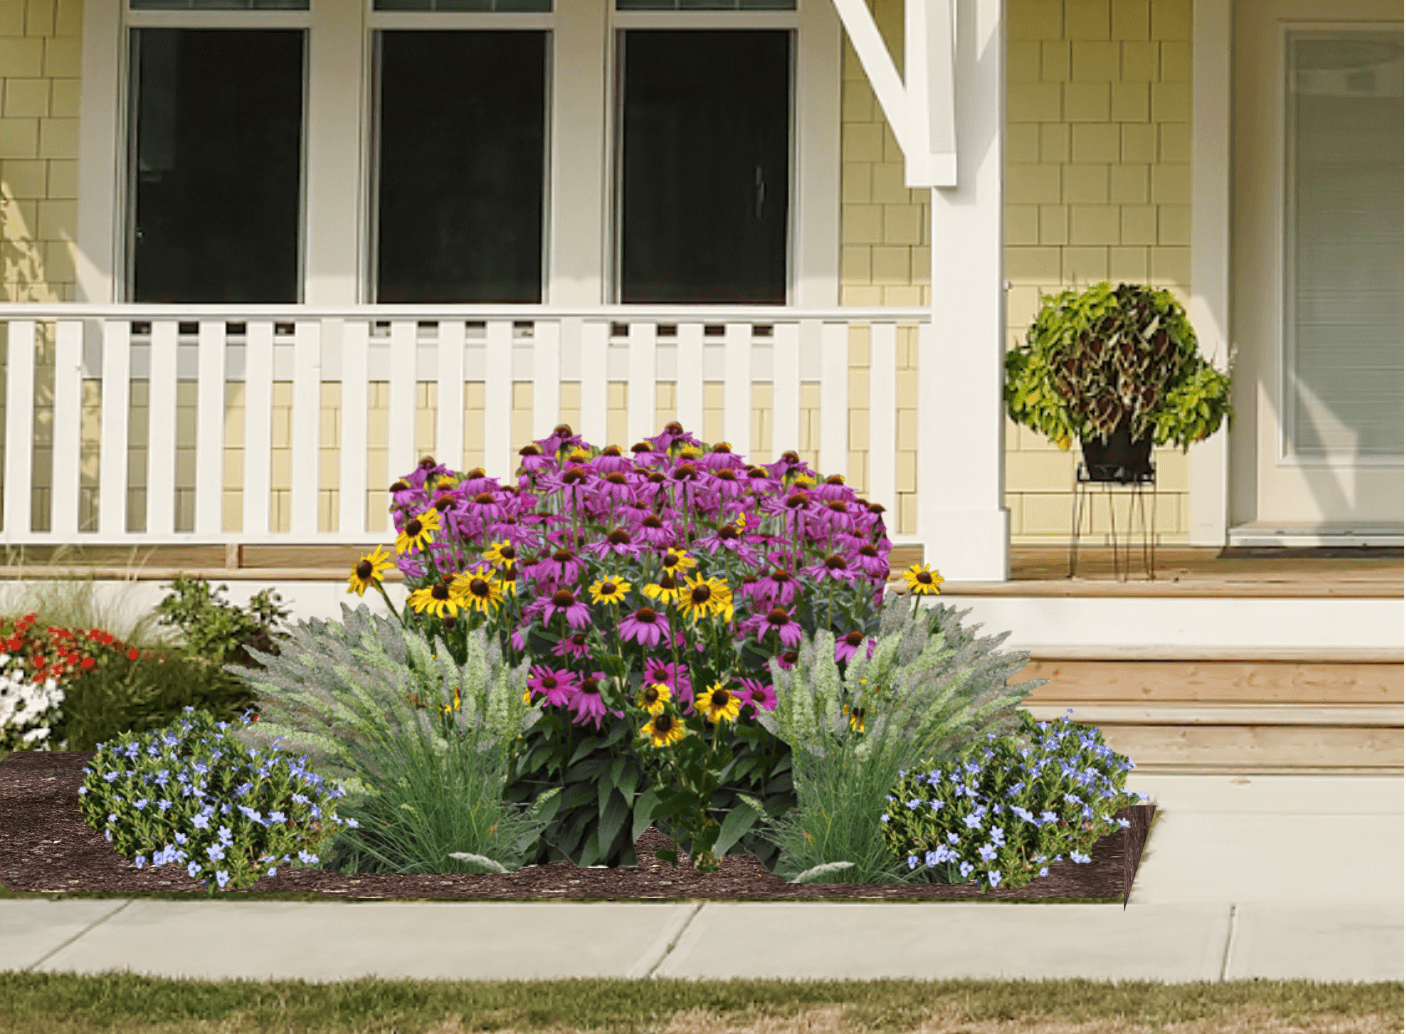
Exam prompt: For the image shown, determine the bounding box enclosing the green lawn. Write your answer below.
[0,973,1399,1034]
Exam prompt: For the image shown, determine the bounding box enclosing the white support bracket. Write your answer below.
[829,0,957,188]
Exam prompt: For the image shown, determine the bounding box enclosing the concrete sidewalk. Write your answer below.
[2,774,1401,985]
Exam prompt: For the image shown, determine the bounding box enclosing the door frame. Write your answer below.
[1228,0,1403,536]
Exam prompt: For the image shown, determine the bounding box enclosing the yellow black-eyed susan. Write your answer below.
[695,682,741,724]
[641,573,683,606]
[637,682,672,715]
[678,573,733,622]
[395,509,441,555]
[346,544,395,596]
[642,712,687,748]
[588,576,632,606]
[407,580,463,620]
[899,563,944,596]
[451,569,507,616]
[843,703,866,734]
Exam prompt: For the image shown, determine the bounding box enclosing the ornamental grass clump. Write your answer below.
[77,707,352,894]
[881,708,1150,895]
[229,605,552,875]
[753,591,1051,883]
[339,422,933,872]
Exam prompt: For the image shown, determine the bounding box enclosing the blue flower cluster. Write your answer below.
[77,707,356,894]
[879,709,1149,893]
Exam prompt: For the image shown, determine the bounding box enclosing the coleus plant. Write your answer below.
[1004,281,1235,452]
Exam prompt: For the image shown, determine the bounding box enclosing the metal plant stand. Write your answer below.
[1068,462,1157,581]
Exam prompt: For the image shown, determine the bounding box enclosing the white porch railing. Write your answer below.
[0,305,931,548]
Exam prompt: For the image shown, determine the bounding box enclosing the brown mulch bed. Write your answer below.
[0,750,1155,904]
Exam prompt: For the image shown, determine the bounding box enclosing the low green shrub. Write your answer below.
[77,707,352,893]
[55,652,259,753]
[155,576,291,669]
[881,708,1149,892]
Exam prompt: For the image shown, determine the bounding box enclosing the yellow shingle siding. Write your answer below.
[0,0,80,303]
[1006,0,1192,545]
[840,0,1193,546]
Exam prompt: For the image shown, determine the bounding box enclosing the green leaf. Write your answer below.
[560,781,595,810]
[564,756,609,782]
[654,849,679,867]
[568,737,603,766]
[598,788,630,854]
[632,786,661,843]
[608,754,626,792]
[712,802,761,858]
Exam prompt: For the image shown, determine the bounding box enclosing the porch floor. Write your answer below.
[0,544,1398,599]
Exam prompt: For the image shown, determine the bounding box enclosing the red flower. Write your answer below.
[81,657,95,669]
[127,648,139,661]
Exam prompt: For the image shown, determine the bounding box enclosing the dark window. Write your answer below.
[373,31,548,304]
[617,30,791,304]
[375,0,550,8]
[128,29,305,303]
[131,1,308,8]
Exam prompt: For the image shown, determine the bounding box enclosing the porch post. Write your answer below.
[917,0,1009,582]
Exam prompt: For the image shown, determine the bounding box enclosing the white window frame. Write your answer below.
[76,0,840,307]
[365,5,555,304]
[81,3,314,304]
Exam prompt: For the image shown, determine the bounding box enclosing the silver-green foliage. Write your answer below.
[228,603,541,808]
[754,592,1050,882]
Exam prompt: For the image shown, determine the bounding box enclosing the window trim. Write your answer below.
[77,0,840,307]
[120,21,312,303]
[366,24,555,303]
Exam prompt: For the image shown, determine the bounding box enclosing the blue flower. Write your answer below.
[268,810,287,824]
[216,870,230,888]
[291,793,309,805]
[962,813,983,831]
[267,868,277,878]
[343,818,359,829]
[192,814,210,830]
[104,830,112,842]
[907,855,918,870]
[133,798,149,811]
[104,771,119,783]
[235,782,254,798]
[1038,867,1049,877]
[924,850,940,867]
[1070,850,1091,864]
[977,844,997,862]
[959,861,974,878]
[206,845,226,861]
[929,800,944,811]
[158,800,172,812]
[879,814,890,824]
[78,786,87,796]
[188,861,202,879]
[217,826,233,844]
[133,855,145,869]
[298,850,318,864]
[987,871,1001,887]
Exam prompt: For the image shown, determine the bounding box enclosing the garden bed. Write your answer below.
[0,750,1155,903]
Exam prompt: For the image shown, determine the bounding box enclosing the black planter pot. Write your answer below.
[1080,417,1154,483]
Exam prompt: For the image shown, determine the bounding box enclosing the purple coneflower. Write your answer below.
[527,665,580,707]
[566,672,621,730]
[834,629,878,664]
[740,606,804,649]
[735,677,777,715]
[533,588,592,629]
[801,552,860,584]
[643,659,693,714]
[617,605,670,649]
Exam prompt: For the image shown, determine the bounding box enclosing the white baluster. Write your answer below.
[146,320,178,537]
[49,320,83,537]
[194,321,226,537]
[98,320,131,538]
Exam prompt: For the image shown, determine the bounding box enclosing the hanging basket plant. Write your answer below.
[1003,282,1236,472]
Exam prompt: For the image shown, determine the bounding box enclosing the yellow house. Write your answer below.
[0,0,1401,775]
[0,0,1400,571]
